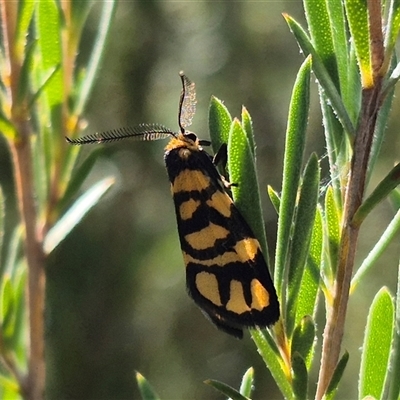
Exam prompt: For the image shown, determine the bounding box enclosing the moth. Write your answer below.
[67,72,280,338]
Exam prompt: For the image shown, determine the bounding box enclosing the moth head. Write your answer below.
[182,131,198,144]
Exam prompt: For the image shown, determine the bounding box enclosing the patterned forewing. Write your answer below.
[164,142,279,338]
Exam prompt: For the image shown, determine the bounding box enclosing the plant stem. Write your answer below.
[316,81,383,400]
[315,3,386,396]
[2,1,46,398]
[10,131,46,400]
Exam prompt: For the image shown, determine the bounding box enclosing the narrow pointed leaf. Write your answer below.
[15,0,35,56]
[241,107,255,158]
[205,380,249,400]
[291,352,308,400]
[251,329,293,399]
[239,367,254,398]
[0,186,4,266]
[325,351,349,400]
[324,186,341,279]
[43,177,115,254]
[0,114,17,141]
[303,0,338,84]
[359,288,394,400]
[284,14,355,137]
[291,316,315,369]
[1,276,15,344]
[320,98,351,203]
[384,60,400,94]
[3,227,23,277]
[386,263,400,400]
[384,0,400,57]
[37,0,63,110]
[275,56,311,293]
[73,0,117,115]
[0,374,19,396]
[58,146,104,213]
[353,162,400,226]
[136,372,160,400]
[9,268,26,351]
[367,83,395,182]
[296,207,322,326]
[208,96,232,155]
[267,185,280,214]
[343,0,372,88]
[286,154,320,333]
[17,40,37,104]
[228,119,268,258]
[325,0,350,105]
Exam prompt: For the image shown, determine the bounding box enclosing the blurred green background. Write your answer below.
[1,1,400,399]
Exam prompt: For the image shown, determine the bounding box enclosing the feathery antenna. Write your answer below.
[178,71,197,133]
[66,124,175,145]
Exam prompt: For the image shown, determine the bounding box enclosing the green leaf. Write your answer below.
[72,0,117,116]
[136,371,160,400]
[36,0,64,205]
[324,186,341,280]
[291,352,308,400]
[0,113,17,141]
[353,162,400,226]
[0,276,15,343]
[325,351,349,400]
[0,374,20,397]
[0,186,4,267]
[286,154,320,333]
[291,316,316,369]
[228,119,268,259]
[389,0,400,47]
[320,98,351,205]
[37,0,63,114]
[384,0,400,59]
[43,177,115,254]
[251,329,293,399]
[208,96,232,155]
[9,268,26,353]
[3,227,23,278]
[367,81,395,183]
[241,107,255,159]
[71,0,92,29]
[17,40,37,104]
[239,367,254,398]
[386,263,400,400]
[267,186,280,214]
[325,1,351,107]
[343,0,372,88]
[296,207,322,327]
[384,60,400,98]
[303,0,338,85]
[58,146,104,214]
[15,0,35,56]
[390,187,400,208]
[350,209,400,293]
[359,287,394,400]
[274,56,311,295]
[205,379,249,400]
[284,14,355,137]
[28,64,61,109]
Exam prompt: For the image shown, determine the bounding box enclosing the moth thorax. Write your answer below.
[178,147,192,160]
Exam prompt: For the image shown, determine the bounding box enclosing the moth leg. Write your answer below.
[212,143,238,188]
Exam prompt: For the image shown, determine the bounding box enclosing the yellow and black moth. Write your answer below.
[67,72,279,338]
